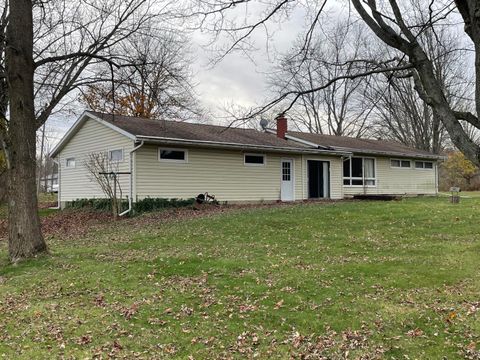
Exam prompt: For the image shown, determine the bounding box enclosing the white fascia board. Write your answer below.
[135,135,352,156]
[265,129,443,160]
[49,111,135,158]
[348,149,444,160]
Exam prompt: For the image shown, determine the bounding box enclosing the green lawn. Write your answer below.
[0,193,58,219]
[439,190,480,198]
[0,198,479,358]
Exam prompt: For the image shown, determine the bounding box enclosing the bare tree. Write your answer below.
[81,31,202,121]
[366,76,447,153]
[271,21,374,137]
[364,14,473,154]
[85,152,123,219]
[36,124,59,193]
[188,0,480,165]
[1,0,176,262]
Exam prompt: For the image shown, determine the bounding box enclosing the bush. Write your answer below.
[439,152,480,191]
[65,198,121,212]
[133,197,195,213]
[65,197,195,214]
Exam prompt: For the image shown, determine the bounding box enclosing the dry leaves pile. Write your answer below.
[0,201,314,242]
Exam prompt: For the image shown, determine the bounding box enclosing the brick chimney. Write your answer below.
[276,114,287,139]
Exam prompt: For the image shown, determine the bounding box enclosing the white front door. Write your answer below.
[281,159,294,201]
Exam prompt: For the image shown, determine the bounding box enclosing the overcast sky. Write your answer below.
[44,1,366,149]
[191,6,308,114]
[46,1,319,143]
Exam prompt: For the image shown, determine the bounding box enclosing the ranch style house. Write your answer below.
[50,111,443,210]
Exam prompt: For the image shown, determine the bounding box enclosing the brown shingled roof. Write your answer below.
[88,111,310,150]
[85,111,441,159]
[288,131,441,159]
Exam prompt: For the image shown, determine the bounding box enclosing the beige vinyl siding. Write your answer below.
[343,156,437,196]
[135,145,305,202]
[58,118,133,202]
[301,155,344,200]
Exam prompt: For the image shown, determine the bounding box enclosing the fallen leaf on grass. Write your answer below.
[77,335,92,345]
[180,305,194,316]
[406,328,423,337]
[94,294,106,307]
[121,303,139,320]
[239,304,258,313]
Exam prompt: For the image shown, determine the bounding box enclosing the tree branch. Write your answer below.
[453,110,480,128]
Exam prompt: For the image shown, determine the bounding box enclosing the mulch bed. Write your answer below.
[0,200,338,242]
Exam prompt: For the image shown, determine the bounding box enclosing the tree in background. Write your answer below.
[271,21,373,137]
[36,125,59,193]
[1,0,177,262]
[81,33,201,121]
[365,20,472,154]
[189,0,480,165]
[441,152,479,190]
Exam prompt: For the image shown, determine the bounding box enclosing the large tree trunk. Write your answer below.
[5,0,47,262]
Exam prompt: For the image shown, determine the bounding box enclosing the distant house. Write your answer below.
[39,174,59,193]
[50,111,443,209]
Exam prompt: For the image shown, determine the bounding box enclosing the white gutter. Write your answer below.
[135,135,351,157]
[119,141,144,217]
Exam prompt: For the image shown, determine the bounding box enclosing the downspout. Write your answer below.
[119,141,144,217]
[52,158,61,209]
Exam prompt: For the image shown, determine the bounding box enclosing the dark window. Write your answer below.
[160,149,186,161]
[343,159,350,177]
[343,157,376,186]
[351,157,363,178]
[245,154,264,165]
[391,159,400,167]
[391,159,411,168]
[415,161,433,169]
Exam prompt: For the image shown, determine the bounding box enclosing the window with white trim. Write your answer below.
[415,161,433,169]
[159,148,187,162]
[391,159,411,168]
[66,157,76,168]
[109,149,123,162]
[244,154,265,166]
[282,161,291,181]
[343,157,376,186]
